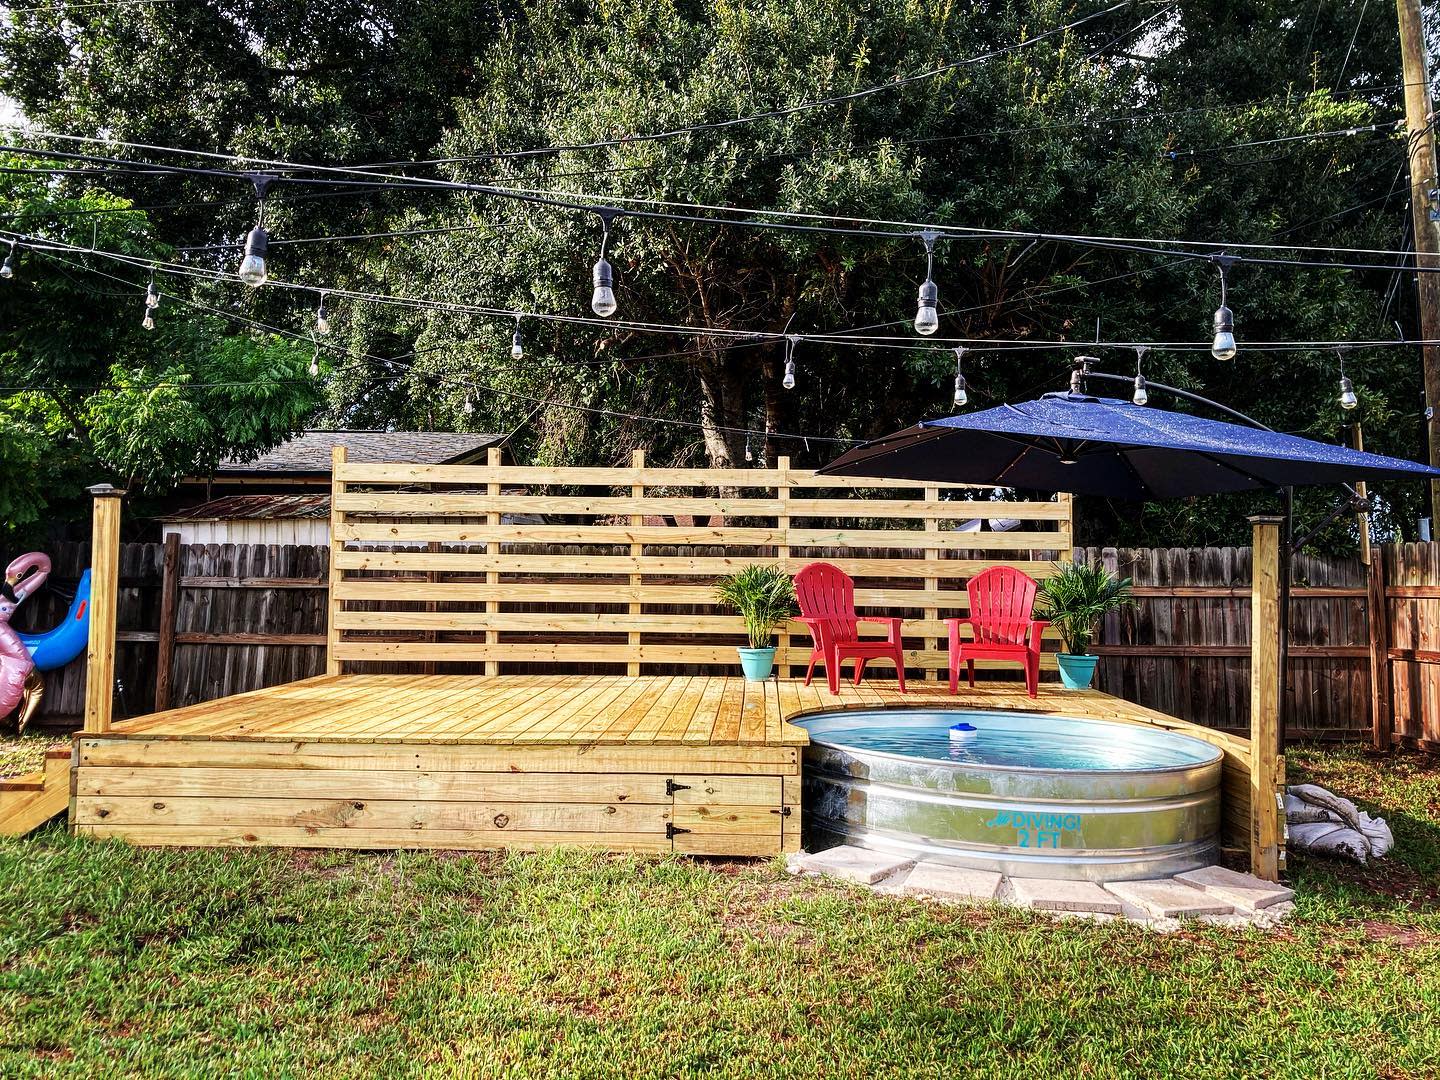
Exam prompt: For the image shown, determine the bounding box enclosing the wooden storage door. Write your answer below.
[668,775,785,856]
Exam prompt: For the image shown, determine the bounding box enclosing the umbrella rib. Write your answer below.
[1189,450,1275,488]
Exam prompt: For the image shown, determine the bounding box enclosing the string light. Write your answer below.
[510,315,524,360]
[1210,255,1237,360]
[315,291,331,335]
[141,268,159,330]
[591,210,618,317]
[952,346,968,407]
[1,240,15,279]
[783,334,799,390]
[1338,350,1358,410]
[915,230,940,336]
[236,176,273,287]
[463,393,476,416]
[308,340,320,377]
[1132,345,1149,406]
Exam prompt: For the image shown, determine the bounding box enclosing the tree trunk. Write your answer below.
[696,350,747,469]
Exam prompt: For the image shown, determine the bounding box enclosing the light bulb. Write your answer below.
[915,279,939,335]
[144,284,160,309]
[1211,304,1236,360]
[463,394,475,416]
[591,257,617,317]
[308,352,320,377]
[1132,374,1148,406]
[0,253,14,280]
[141,311,155,331]
[953,374,968,408]
[783,358,796,390]
[744,442,753,463]
[511,328,524,360]
[1339,376,1358,410]
[237,226,269,287]
[316,296,330,335]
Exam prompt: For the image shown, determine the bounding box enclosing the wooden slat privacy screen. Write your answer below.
[326,448,1074,676]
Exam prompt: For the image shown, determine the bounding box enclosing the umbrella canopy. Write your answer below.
[818,393,1440,499]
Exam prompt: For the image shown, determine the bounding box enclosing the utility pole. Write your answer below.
[1397,0,1440,525]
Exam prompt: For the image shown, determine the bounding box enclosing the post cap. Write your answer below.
[1246,513,1284,525]
[87,483,126,498]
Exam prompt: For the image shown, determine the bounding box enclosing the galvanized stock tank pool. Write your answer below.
[796,709,1222,881]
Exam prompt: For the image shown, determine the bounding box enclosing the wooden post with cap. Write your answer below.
[83,483,125,734]
[1248,513,1286,882]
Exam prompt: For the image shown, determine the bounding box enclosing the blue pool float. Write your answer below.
[18,569,92,671]
[948,721,978,741]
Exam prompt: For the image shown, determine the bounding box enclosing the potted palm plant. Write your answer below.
[714,564,797,681]
[1035,561,1134,690]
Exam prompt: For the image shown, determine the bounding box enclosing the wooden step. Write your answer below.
[0,748,72,836]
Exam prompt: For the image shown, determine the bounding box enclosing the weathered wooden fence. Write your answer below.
[9,535,1439,748]
[1079,544,1440,748]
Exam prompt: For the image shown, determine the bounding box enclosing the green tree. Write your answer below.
[0,165,320,541]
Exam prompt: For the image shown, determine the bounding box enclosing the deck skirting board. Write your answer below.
[71,740,799,856]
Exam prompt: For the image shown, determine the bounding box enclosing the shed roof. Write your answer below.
[215,430,505,476]
[157,494,332,523]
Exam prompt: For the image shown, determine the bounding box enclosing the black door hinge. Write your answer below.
[666,822,691,839]
[666,779,691,796]
[770,806,793,817]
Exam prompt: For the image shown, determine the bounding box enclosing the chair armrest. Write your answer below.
[1027,619,1050,651]
[858,616,904,642]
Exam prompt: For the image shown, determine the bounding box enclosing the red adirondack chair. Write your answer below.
[794,562,907,694]
[945,566,1048,698]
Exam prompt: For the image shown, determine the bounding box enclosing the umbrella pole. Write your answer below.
[1279,487,1293,758]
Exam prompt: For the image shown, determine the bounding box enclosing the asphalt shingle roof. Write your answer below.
[216,431,505,475]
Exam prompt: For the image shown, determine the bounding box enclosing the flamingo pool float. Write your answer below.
[1,553,92,734]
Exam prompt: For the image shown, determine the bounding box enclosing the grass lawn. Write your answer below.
[1,745,1437,1079]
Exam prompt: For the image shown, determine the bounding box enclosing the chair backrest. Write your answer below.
[966,566,1039,645]
[794,562,858,643]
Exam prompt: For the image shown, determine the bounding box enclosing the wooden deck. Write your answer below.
[69,675,1253,856]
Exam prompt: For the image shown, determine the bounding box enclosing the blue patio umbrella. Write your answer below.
[817,391,1440,498]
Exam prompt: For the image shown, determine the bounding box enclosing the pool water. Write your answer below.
[797,709,1220,772]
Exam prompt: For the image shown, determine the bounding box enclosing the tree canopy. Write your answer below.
[0,0,1432,548]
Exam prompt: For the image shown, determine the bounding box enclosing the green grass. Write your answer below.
[1,746,1437,1079]
[0,733,63,779]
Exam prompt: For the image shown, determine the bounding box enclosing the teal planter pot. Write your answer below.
[737,646,777,681]
[1056,653,1099,690]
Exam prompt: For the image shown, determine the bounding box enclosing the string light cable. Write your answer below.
[17,247,861,446]
[6,124,1439,270]
[7,225,1440,356]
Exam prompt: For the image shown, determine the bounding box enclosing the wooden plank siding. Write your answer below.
[325,458,1072,677]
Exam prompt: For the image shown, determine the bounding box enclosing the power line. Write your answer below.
[8,139,1440,275]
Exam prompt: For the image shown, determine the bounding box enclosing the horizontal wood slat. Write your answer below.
[328,459,1072,679]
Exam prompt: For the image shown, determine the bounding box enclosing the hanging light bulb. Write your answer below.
[511,316,524,360]
[1,241,16,280]
[914,230,940,336]
[315,292,331,335]
[463,394,476,416]
[782,334,799,390]
[1210,255,1237,360]
[141,270,159,330]
[744,434,754,464]
[1132,345,1149,406]
[238,225,269,287]
[237,176,274,287]
[1337,351,1358,410]
[952,346,968,408]
[591,211,618,317]
[308,344,320,378]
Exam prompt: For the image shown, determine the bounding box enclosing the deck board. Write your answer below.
[96,673,1243,752]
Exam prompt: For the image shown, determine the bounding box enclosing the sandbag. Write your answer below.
[1284,783,1393,864]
